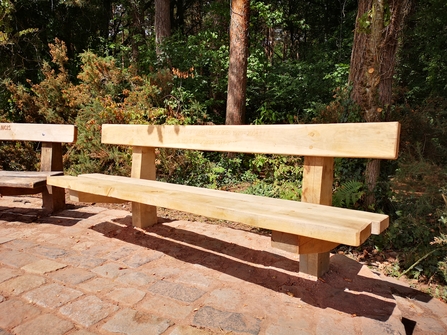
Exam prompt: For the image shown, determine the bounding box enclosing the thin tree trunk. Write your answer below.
[225,0,250,125]
[155,0,171,55]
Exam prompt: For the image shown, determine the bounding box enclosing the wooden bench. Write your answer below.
[47,122,400,278]
[0,123,77,213]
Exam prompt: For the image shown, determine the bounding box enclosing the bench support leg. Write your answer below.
[299,252,330,278]
[43,186,65,213]
[131,146,157,228]
[41,142,65,213]
[300,156,334,278]
[272,156,334,279]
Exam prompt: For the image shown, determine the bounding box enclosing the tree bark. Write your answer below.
[348,0,410,207]
[225,0,250,125]
[155,0,171,54]
[129,0,146,66]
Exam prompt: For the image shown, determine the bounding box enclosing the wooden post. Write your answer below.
[131,146,157,228]
[41,142,65,212]
[299,156,334,278]
[271,156,336,278]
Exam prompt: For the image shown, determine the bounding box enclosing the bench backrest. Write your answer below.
[101,122,400,159]
[0,123,77,143]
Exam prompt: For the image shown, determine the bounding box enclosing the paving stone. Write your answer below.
[69,331,99,335]
[104,246,139,261]
[0,274,46,295]
[59,295,119,327]
[0,268,20,283]
[140,294,194,320]
[62,254,106,269]
[204,288,243,310]
[414,316,446,334]
[3,238,37,250]
[91,262,128,279]
[72,241,104,253]
[23,283,83,308]
[78,277,118,293]
[360,317,406,335]
[122,251,163,268]
[168,326,217,335]
[148,280,206,303]
[21,259,67,274]
[416,296,447,320]
[106,287,146,305]
[0,249,41,268]
[176,269,214,288]
[29,245,68,259]
[101,308,173,335]
[48,266,95,285]
[0,298,41,329]
[193,306,261,335]
[116,271,156,286]
[265,318,313,335]
[144,261,182,279]
[12,314,74,335]
[316,311,356,335]
[0,237,14,245]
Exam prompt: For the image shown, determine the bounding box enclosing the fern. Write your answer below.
[333,180,365,208]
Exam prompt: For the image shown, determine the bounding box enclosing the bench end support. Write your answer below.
[299,252,330,279]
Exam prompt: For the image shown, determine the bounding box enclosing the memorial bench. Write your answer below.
[47,122,400,278]
[0,123,77,213]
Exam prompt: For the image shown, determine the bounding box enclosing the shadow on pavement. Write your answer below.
[91,216,432,323]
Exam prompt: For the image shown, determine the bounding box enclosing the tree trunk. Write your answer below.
[225,0,250,125]
[155,0,171,54]
[348,0,410,207]
[129,0,146,67]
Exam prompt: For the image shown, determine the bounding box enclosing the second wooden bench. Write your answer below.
[1,123,77,213]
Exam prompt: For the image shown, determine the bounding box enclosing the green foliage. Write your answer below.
[398,0,447,103]
[244,155,303,200]
[157,31,229,124]
[0,141,38,171]
[249,58,335,124]
[333,181,365,208]
[372,154,447,284]
[157,151,250,190]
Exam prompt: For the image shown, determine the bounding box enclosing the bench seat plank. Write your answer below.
[77,173,389,235]
[47,173,388,246]
[0,171,63,189]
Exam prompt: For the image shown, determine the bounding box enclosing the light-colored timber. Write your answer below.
[46,122,400,278]
[0,123,77,143]
[102,122,400,159]
[1,123,77,212]
[73,173,389,235]
[0,171,63,188]
[48,173,383,247]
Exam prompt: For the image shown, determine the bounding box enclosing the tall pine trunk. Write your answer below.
[348,0,410,207]
[155,0,171,55]
[225,0,250,125]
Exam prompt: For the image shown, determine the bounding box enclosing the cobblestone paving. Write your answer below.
[1,196,446,335]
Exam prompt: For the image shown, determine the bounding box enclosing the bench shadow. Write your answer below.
[91,216,432,323]
[0,204,96,226]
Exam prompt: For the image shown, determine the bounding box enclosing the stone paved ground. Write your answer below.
[1,195,447,335]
